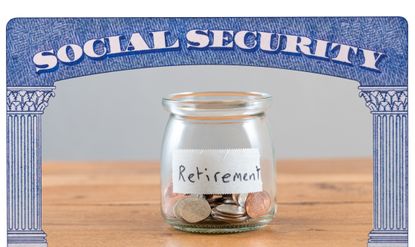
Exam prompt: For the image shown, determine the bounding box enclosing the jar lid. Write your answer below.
[162,91,272,117]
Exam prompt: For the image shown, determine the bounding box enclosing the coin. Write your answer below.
[222,194,233,200]
[205,194,223,201]
[211,208,244,218]
[205,194,225,208]
[212,214,250,223]
[162,182,187,218]
[175,197,211,223]
[232,194,238,202]
[215,204,246,215]
[245,191,271,218]
[173,197,187,218]
[222,199,238,205]
[191,194,205,199]
[211,208,249,223]
[237,193,248,207]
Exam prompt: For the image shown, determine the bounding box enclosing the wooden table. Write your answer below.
[43,159,372,247]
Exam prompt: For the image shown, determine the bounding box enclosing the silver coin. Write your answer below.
[176,197,211,223]
[211,207,242,217]
[211,211,249,223]
[237,193,248,207]
[215,204,246,215]
[209,203,222,208]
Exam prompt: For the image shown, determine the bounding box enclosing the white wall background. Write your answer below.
[42,65,371,161]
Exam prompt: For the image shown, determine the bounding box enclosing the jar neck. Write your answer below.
[163,91,272,119]
[171,112,266,122]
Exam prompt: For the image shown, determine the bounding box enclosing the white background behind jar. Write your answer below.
[43,65,371,161]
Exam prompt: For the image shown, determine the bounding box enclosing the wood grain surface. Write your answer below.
[43,159,372,247]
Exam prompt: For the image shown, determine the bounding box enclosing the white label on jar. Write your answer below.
[172,149,262,194]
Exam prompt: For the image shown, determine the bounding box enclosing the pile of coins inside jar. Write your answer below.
[163,183,271,224]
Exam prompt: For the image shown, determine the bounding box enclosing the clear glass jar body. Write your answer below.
[161,92,276,233]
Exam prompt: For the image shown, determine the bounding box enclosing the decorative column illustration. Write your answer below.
[359,87,408,247]
[6,87,55,247]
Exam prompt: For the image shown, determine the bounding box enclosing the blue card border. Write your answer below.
[5,17,409,247]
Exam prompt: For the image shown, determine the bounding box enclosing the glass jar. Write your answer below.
[160,91,276,233]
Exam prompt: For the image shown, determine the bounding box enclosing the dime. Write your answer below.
[245,191,271,218]
[176,197,211,223]
[215,204,246,216]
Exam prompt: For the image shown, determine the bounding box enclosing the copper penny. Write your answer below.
[245,191,271,218]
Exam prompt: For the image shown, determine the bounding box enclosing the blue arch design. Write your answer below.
[6,17,407,87]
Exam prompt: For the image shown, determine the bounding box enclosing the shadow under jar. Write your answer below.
[161,91,276,233]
